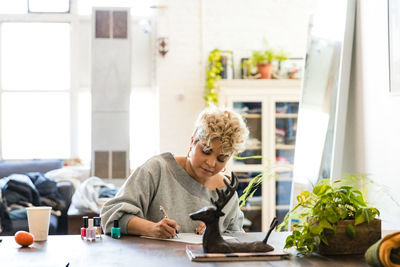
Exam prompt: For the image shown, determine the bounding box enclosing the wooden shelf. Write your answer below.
[238,178,255,183]
[274,165,294,173]
[244,145,262,150]
[275,144,296,150]
[219,79,301,88]
[276,205,290,210]
[275,113,298,118]
[276,177,292,182]
[241,205,262,211]
[242,114,261,119]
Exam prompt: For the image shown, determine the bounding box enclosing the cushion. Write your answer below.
[0,159,63,178]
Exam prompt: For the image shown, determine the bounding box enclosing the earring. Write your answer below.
[221,167,226,172]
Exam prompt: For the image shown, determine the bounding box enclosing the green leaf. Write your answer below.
[293,230,301,238]
[320,233,328,245]
[351,190,367,206]
[369,207,380,217]
[313,184,330,196]
[346,224,356,239]
[296,191,310,204]
[319,219,333,230]
[338,206,348,219]
[363,208,371,223]
[233,155,263,160]
[340,185,353,190]
[310,224,322,235]
[355,209,366,225]
[284,239,294,248]
[284,235,294,248]
[326,208,339,223]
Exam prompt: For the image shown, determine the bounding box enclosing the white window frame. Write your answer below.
[0,0,87,160]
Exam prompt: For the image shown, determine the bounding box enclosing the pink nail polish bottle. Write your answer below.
[86,218,96,242]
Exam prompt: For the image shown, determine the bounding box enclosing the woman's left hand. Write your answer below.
[194,222,206,235]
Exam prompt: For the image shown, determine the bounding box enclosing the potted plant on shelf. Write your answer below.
[204,49,234,106]
[281,178,381,255]
[243,50,276,79]
[204,48,223,106]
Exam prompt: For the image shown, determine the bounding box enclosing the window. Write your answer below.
[1,92,70,159]
[29,0,70,13]
[0,1,28,14]
[0,0,70,14]
[0,0,154,165]
[1,23,70,91]
[0,23,71,159]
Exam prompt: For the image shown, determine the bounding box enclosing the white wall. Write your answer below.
[156,0,318,155]
[343,0,400,229]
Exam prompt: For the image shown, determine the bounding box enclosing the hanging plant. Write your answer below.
[204,49,223,106]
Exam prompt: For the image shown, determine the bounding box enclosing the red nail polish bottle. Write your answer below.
[81,216,88,240]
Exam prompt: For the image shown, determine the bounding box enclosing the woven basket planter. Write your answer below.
[318,219,381,255]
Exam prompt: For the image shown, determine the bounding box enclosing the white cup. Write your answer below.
[26,207,52,241]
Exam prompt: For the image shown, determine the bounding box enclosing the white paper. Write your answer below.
[140,233,235,244]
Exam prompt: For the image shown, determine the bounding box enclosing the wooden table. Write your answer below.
[0,232,380,266]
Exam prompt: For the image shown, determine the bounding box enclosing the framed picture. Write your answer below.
[388,0,400,94]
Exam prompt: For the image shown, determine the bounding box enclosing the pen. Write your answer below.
[159,205,169,219]
[159,205,179,235]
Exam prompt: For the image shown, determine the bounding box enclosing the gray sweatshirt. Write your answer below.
[100,152,244,234]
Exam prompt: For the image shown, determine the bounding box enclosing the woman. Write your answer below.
[100,106,249,238]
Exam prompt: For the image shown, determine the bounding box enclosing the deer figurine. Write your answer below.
[189,172,278,253]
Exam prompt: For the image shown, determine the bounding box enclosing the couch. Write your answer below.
[0,159,75,235]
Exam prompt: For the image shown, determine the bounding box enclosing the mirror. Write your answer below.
[291,0,356,201]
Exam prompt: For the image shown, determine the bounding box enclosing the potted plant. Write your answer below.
[204,49,233,105]
[281,178,381,255]
[242,50,276,79]
[204,49,223,105]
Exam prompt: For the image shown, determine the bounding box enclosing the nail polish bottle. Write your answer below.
[86,218,96,241]
[111,220,121,239]
[93,217,102,239]
[81,216,88,240]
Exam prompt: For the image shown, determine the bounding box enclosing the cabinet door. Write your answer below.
[236,171,262,232]
[232,101,262,165]
[229,100,263,232]
[273,101,299,227]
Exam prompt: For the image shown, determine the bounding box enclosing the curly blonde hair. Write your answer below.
[192,106,249,155]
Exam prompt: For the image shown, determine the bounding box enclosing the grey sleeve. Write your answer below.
[100,166,158,234]
[223,192,245,233]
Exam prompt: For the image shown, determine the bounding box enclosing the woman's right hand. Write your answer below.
[194,222,206,235]
[151,218,180,239]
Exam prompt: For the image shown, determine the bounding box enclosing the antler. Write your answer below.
[210,172,239,211]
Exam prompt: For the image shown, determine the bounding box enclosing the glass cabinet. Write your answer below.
[274,101,299,224]
[220,79,300,232]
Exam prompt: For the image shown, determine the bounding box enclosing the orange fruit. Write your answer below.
[14,231,34,247]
